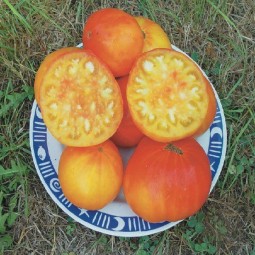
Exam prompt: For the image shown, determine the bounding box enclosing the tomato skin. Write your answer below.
[82,8,144,77]
[58,140,123,210]
[111,76,144,147]
[193,81,217,137]
[34,47,82,107]
[135,16,171,52]
[123,136,212,222]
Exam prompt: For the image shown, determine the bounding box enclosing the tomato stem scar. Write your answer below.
[164,143,183,155]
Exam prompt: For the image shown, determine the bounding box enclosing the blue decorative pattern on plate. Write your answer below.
[29,45,227,237]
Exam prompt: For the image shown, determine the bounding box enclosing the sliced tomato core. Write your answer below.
[40,50,123,146]
[127,48,214,142]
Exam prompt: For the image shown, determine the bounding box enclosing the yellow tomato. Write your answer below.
[135,16,172,52]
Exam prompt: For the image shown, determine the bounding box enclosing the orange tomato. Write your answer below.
[58,140,123,210]
[127,48,216,142]
[111,76,144,147]
[39,49,123,147]
[135,16,171,52]
[82,8,144,77]
[123,137,212,222]
[34,47,82,107]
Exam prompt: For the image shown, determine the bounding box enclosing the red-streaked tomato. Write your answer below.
[82,8,144,77]
[135,16,171,52]
[123,136,212,222]
[127,48,216,142]
[111,75,144,147]
[39,50,123,147]
[58,140,123,210]
[34,47,82,107]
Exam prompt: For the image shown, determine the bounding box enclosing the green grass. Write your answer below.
[0,0,254,254]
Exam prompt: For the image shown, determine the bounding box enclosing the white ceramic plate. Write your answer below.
[29,45,227,237]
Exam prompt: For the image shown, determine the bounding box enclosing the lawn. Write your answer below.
[0,0,254,254]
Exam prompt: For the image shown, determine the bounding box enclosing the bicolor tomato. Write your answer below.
[39,50,123,147]
[123,137,212,222]
[83,8,144,77]
[58,140,123,210]
[127,48,216,142]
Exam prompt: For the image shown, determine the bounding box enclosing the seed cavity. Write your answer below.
[168,108,176,124]
[59,120,68,128]
[148,113,155,123]
[188,74,196,81]
[90,101,96,112]
[69,65,77,75]
[174,58,184,68]
[136,88,148,95]
[84,118,91,133]
[107,101,114,109]
[101,87,113,98]
[179,92,187,100]
[85,61,95,73]
[50,103,58,110]
[143,60,154,72]
[99,76,108,85]
[135,76,144,84]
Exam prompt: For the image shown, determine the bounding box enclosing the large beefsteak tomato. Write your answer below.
[123,137,212,222]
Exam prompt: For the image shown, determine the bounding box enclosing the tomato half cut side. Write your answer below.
[34,47,82,108]
[40,50,123,147]
[127,48,216,142]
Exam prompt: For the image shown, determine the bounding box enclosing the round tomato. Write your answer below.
[135,16,171,52]
[58,140,123,210]
[82,8,144,77]
[39,49,123,147]
[111,76,144,147]
[123,137,212,222]
[127,48,216,142]
[34,47,82,107]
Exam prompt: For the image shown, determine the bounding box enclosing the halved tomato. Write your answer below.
[34,47,82,107]
[135,16,171,52]
[39,50,123,147]
[127,48,216,142]
[111,76,144,147]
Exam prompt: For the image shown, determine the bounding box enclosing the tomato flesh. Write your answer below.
[127,48,216,142]
[34,47,82,107]
[40,50,123,147]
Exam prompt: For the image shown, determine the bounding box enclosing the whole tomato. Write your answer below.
[111,75,144,147]
[82,8,144,77]
[58,140,123,210]
[135,16,172,52]
[123,137,212,222]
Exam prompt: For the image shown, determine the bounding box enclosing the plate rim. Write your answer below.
[29,44,227,237]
